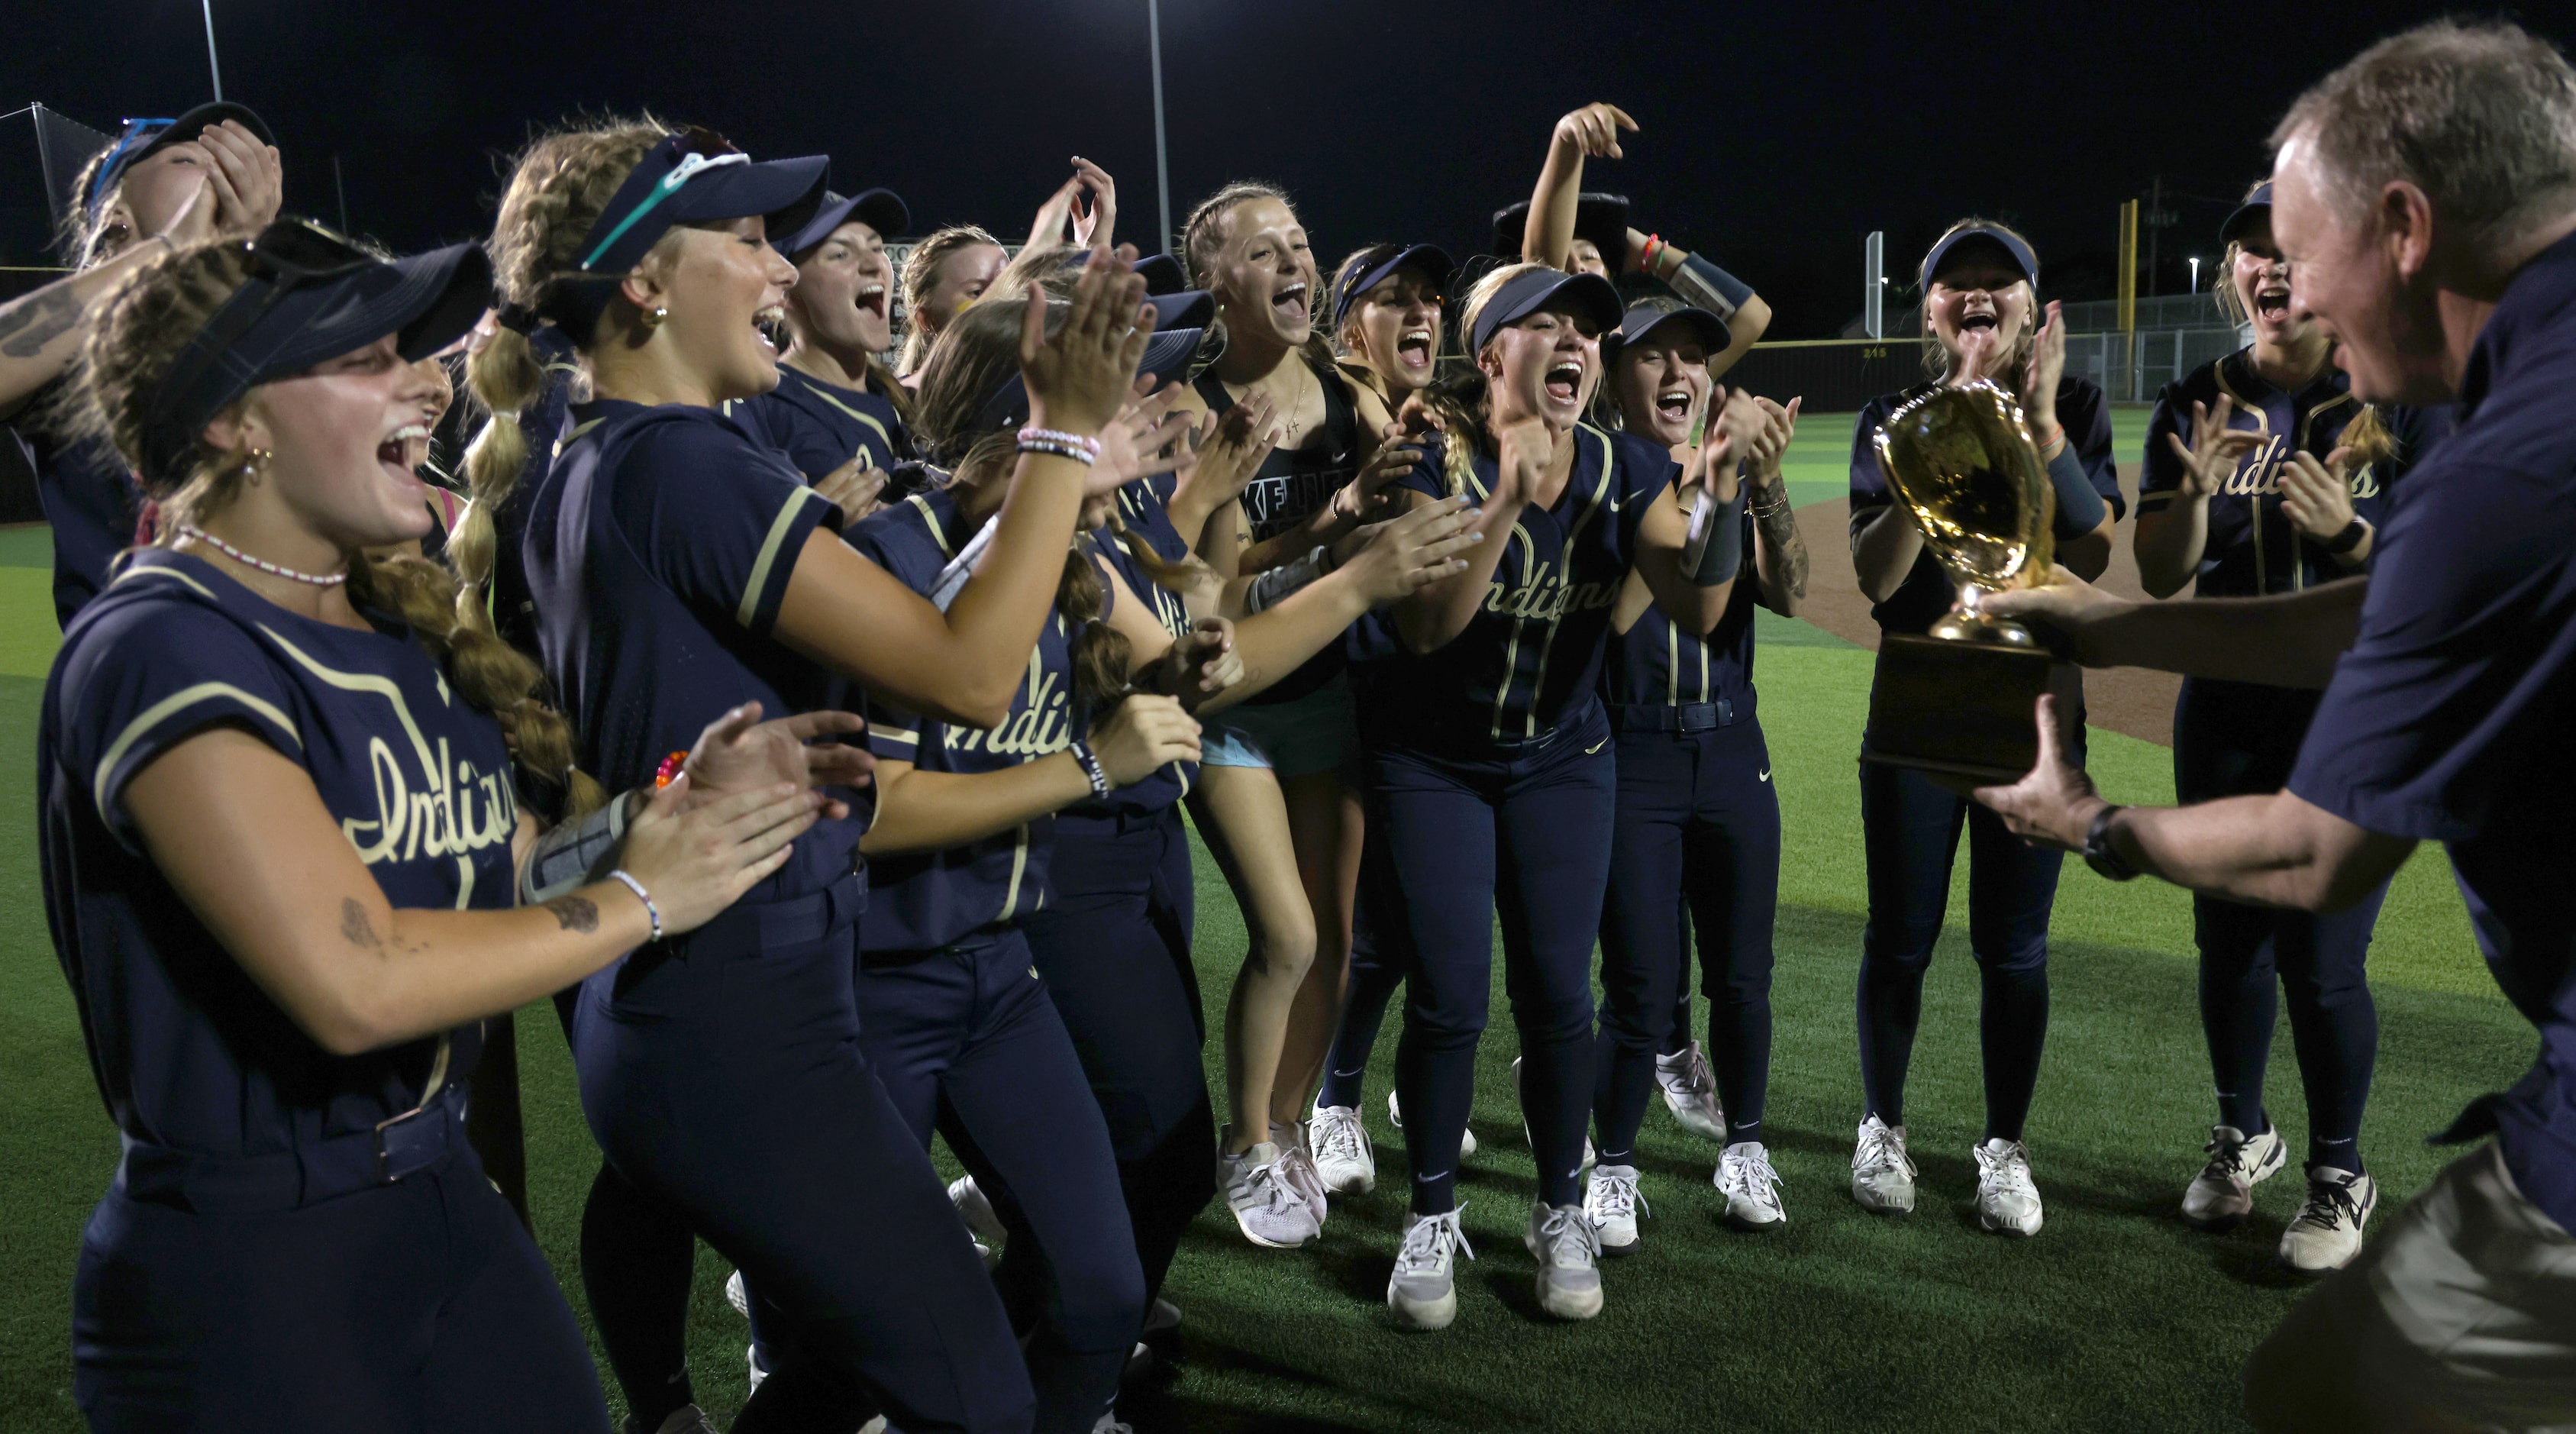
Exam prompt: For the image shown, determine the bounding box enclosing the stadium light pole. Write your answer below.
[202,0,224,102]
[1148,0,1171,254]
[2188,256,2200,295]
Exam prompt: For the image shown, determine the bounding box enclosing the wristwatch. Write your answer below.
[2324,518,2370,555]
[2082,805,2139,882]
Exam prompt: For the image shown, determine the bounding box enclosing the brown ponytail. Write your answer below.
[76,236,606,814]
[2341,404,2400,467]
[455,119,669,638]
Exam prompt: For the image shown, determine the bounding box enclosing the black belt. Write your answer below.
[116,1084,468,1214]
[1609,698,1742,733]
[860,921,1012,971]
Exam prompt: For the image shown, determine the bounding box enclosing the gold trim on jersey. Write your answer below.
[740,485,827,628]
[92,682,304,819]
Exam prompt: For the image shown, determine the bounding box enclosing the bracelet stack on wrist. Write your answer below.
[1068,741,1112,799]
[1016,426,1100,467]
[606,868,663,941]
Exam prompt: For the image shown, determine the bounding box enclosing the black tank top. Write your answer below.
[1195,358,1364,706]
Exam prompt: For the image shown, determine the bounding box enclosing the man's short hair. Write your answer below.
[2273,19,2576,250]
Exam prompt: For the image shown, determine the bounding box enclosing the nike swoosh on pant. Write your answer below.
[1758,768,1772,781]
[1585,739,1609,755]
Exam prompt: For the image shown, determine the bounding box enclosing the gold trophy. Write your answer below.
[1860,380,2080,783]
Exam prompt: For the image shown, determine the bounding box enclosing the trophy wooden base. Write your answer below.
[1861,634,2081,785]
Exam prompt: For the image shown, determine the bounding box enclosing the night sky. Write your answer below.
[2,1,2540,337]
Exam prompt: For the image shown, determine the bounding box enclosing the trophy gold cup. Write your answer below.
[1860,379,2080,783]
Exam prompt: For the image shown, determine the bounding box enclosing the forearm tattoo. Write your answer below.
[1754,478,1810,601]
[542,896,600,933]
[341,898,383,950]
[0,286,84,360]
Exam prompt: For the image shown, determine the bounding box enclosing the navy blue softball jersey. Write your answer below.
[2139,350,2448,596]
[846,487,1083,950]
[1849,375,2124,635]
[2287,228,2576,1238]
[12,380,144,628]
[1374,425,1675,748]
[1603,509,1761,714]
[1073,478,1195,825]
[521,399,864,900]
[726,362,913,480]
[40,549,518,1153]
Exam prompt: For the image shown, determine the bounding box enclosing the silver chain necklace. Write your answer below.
[177,525,348,587]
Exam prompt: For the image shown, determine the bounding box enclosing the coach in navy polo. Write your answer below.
[1974,21,2576,1428]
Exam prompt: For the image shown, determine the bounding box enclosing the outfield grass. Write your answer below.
[0,429,2525,1433]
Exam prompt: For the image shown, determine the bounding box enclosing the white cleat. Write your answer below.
[1090,1413,1133,1434]
[1654,1041,1729,1144]
[949,1174,1009,1247]
[1218,1138,1321,1248]
[1716,1141,1788,1230]
[1525,1200,1605,1321]
[1850,1115,1917,1215]
[1974,1138,2045,1237]
[633,1405,721,1434]
[1310,1103,1377,1196]
[745,1341,768,1394]
[1388,1090,1475,1157]
[1509,1056,1595,1172]
[1386,1206,1475,1330]
[1271,1121,1329,1226]
[1582,1163,1649,1255]
[2181,1124,2287,1231]
[2279,1165,2377,1274]
[725,1267,750,1318]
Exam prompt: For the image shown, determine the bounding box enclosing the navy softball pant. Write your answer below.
[857,925,1147,1434]
[573,879,1034,1434]
[1593,708,1780,1161]
[1013,806,1216,1308]
[1857,753,2061,1143]
[1315,816,1406,1113]
[73,1093,607,1432]
[1379,706,1618,1213]
[2176,677,2385,1170]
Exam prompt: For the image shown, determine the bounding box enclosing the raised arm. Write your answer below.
[2,121,280,415]
[1522,103,1636,267]
[1634,433,1742,637]
[776,252,1151,728]
[2133,396,2256,598]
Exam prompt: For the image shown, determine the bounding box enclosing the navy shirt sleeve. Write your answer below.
[2138,386,2189,510]
[55,597,303,853]
[2290,460,2576,842]
[1847,398,1895,540]
[2055,376,2126,523]
[606,417,840,635]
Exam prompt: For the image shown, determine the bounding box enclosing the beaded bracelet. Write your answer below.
[606,869,662,942]
[1068,741,1112,799]
[653,751,689,789]
[1018,440,1096,467]
[1639,233,1664,275]
[1016,426,1102,457]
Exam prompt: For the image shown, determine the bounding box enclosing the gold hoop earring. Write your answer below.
[641,305,668,330]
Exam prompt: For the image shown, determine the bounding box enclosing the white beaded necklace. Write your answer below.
[177,524,347,587]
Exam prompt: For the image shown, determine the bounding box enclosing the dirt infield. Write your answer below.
[1790,462,2183,748]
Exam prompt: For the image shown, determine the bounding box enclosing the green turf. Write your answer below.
[0,517,2523,1432]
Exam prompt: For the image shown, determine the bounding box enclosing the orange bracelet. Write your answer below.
[654,751,689,789]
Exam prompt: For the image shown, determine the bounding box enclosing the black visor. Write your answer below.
[140,220,491,486]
